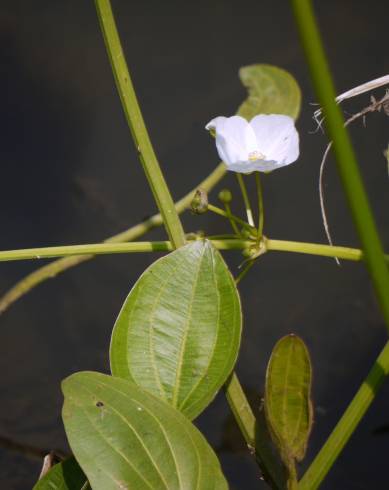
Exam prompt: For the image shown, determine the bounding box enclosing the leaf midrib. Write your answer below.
[172,244,206,408]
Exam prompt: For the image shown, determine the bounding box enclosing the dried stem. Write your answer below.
[319,91,389,261]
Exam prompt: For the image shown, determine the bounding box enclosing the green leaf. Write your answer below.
[33,457,88,490]
[62,371,228,490]
[264,334,313,466]
[237,64,301,121]
[110,239,242,420]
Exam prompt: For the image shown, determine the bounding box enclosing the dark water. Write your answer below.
[1,1,389,488]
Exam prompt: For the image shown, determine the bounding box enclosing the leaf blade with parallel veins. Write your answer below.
[62,371,228,490]
[109,240,242,420]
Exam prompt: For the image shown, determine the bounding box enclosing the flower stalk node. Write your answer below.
[242,236,268,260]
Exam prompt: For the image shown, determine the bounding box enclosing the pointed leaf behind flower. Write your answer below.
[62,372,228,490]
[110,240,242,420]
[265,334,313,465]
[238,64,301,121]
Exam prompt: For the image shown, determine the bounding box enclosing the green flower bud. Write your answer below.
[191,188,208,214]
[218,189,232,204]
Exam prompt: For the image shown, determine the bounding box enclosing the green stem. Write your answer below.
[266,239,362,261]
[236,174,255,227]
[235,260,255,283]
[291,0,389,331]
[207,204,252,230]
[0,164,226,315]
[225,203,242,237]
[255,172,264,240]
[95,0,185,248]
[299,340,389,490]
[224,373,256,447]
[0,240,250,262]
[291,1,389,487]
[1,238,388,264]
[224,260,287,490]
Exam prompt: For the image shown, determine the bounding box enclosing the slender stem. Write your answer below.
[206,234,237,240]
[291,0,389,332]
[255,172,264,239]
[236,174,255,227]
[299,340,389,490]
[0,240,250,262]
[224,203,242,237]
[266,239,362,261]
[0,434,67,461]
[235,260,255,283]
[95,0,185,248]
[207,204,251,230]
[0,163,226,315]
[1,238,388,264]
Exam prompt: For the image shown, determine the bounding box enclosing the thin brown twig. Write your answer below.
[0,434,68,461]
[38,452,55,480]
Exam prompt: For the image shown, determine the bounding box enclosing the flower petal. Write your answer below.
[206,116,258,170]
[250,114,299,168]
[223,160,272,174]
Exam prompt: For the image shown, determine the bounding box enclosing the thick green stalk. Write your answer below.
[0,164,226,315]
[224,373,288,490]
[224,267,288,490]
[291,0,389,331]
[291,0,389,487]
[95,0,185,248]
[224,373,256,447]
[299,340,389,490]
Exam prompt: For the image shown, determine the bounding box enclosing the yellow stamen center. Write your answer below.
[248,150,265,161]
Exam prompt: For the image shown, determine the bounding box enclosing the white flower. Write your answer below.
[205,114,299,173]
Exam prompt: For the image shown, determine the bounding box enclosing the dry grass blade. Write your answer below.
[318,90,389,263]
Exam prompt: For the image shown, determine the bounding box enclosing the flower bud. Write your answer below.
[191,188,208,214]
[218,189,232,204]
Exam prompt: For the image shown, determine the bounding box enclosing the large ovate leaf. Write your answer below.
[110,239,242,420]
[264,334,313,465]
[62,371,228,490]
[238,64,301,121]
[33,457,88,490]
